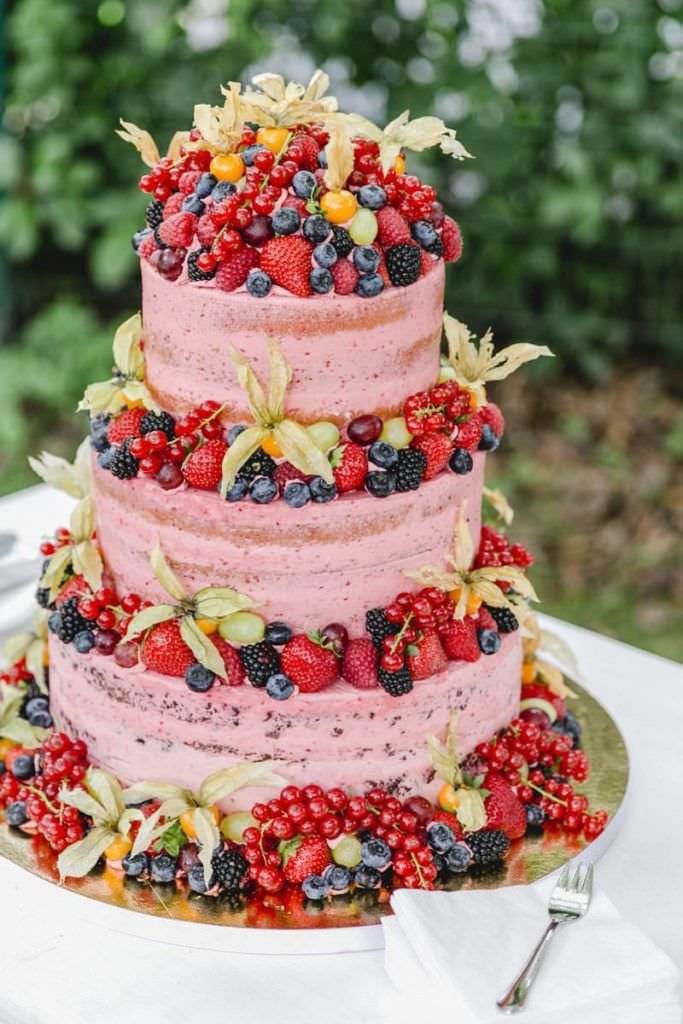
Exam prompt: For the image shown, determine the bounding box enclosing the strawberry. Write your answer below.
[178,170,202,194]
[55,575,88,606]
[342,637,380,689]
[410,433,452,480]
[330,443,368,494]
[376,206,411,247]
[429,808,464,841]
[107,407,145,445]
[479,401,505,439]
[441,216,463,263]
[196,213,219,247]
[142,619,195,677]
[158,211,197,248]
[138,233,158,261]
[210,635,246,686]
[283,836,331,884]
[476,606,498,632]
[440,618,480,662]
[182,439,227,490]
[215,245,259,291]
[260,235,314,297]
[482,770,526,839]
[331,259,358,295]
[406,630,447,681]
[291,132,320,169]
[281,633,339,693]
[521,682,566,719]
[163,192,185,218]
[454,413,482,451]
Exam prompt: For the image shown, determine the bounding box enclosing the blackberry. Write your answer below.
[36,586,53,609]
[395,448,427,492]
[485,605,519,633]
[365,608,400,648]
[331,226,353,258]
[109,440,140,479]
[211,847,248,892]
[466,829,510,866]
[145,200,164,229]
[239,641,280,687]
[187,247,216,282]
[385,243,421,287]
[377,664,413,697]
[552,710,582,748]
[56,597,90,644]
[237,448,276,483]
[140,410,176,440]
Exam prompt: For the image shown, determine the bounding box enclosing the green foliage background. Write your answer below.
[1,0,681,655]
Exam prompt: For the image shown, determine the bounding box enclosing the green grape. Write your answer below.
[221,811,257,843]
[332,835,362,867]
[348,208,378,245]
[306,420,340,452]
[379,416,413,449]
[219,611,265,645]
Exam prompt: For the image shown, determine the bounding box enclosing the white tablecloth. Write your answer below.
[1,485,681,1024]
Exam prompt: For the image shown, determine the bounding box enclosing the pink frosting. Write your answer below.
[92,453,486,633]
[140,259,445,423]
[49,631,522,803]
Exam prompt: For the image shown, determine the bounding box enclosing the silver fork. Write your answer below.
[497,862,594,1013]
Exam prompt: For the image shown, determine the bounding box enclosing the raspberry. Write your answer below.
[260,235,314,298]
[376,206,412,247]
[454,414,482,451]
[273,461,311,494]
[290,132,320,170]
[342,637,380,689]
[475,606,498,632]
[331,259,359,295]
[138,233,158,261]
[178,170,202,194]
[211,635,246,686]
[440,618,480,662]
[196,214,219,247]
[215,246,259,292]
[163,192,185,218]
[441,216,463,263]
[479,402,505,438]
[182,438,227,490]
[157,211,197,249]
[410,434,452,480]
[420,249,438,276]
[107,407,145,446]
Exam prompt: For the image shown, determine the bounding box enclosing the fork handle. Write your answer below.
[496,918,563,1013]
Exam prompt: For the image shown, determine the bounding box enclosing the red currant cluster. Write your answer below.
[404,380,473,438]
[348,139,438,222]
[72,585,148,665]
[250,784,356,845]
[0,657,32,686]
[39,526,73,558]
[381,589,452,673]
[138,150,212,203]
[475,527,534,570]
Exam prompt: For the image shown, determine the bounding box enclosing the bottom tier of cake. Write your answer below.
[49,632,521,803]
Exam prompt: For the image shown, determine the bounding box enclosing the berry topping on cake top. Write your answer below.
[120,70,471,298]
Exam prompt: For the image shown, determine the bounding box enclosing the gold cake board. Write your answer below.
[0,679,629,955]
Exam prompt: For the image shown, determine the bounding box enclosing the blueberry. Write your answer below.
[195,172,217,198]
[122,852,149,878]
[0,762,5,775]
[368,441,398,469]
[239,145,266,167]
[6,800,28,827]
[181,194,205,216]
[317,150,328,168]
[365,470,396,498]
[292,170,317,199]
[313,242,338,268]
[309,476,337,503]
[265,673,295,701]
[426,822,456,853]
[355,273,384,298]
[11,754,35,781]
[323,864,353,894]
[89,430,110,453]
[227,424,246,445]
[47,611,62,635]
[28,708,53,729]
[525,804,546,832]
[361,838,392,870]
[225,477,248,502]
[73,630,95,654]
[212,180,237,201]
[310,267,333,293]
[449,448,473,475]
[354,865,382,890]
[132,227,152,251]
[352,245,380,274]
[302,874,328,900]
[478,424,500,451]
[358,184,387,210]
[271,206,301,235]
[246,268,273,298]
[150,853,177,884]
[250,477,278,504]
[25,696,49,717]
[303,214,330,244]
[478,628,502,655]
[411,220,439,249]
[445,842,473,873]
[185,663,215,692]
[552,710,582,747]
[283,480,311,508]
[265,622,293,646]
[188,863,209,893]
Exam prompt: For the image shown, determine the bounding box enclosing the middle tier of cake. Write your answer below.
[92,452,486,633]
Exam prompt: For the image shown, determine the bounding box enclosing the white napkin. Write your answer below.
[383,875,681,1024]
